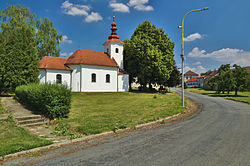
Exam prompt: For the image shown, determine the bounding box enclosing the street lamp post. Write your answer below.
[179,7,208,108]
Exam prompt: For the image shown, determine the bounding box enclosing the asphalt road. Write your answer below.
[4,90,250,166]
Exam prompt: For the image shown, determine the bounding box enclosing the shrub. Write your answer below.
[15,83,71,119]
[184,82,188,89]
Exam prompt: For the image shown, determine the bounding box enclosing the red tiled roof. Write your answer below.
[184,70,199,76]
[39,56,72,71]
[65,49,118,68]
[186,75,205,83]
[103,39,124,45]
[209,70,218,76]
[245,66,250,73]
[118,68,129,75]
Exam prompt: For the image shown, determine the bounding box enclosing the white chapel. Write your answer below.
[38,17,129,92]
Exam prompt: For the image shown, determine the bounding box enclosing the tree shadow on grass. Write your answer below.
[130,89,172,94]
[208,94,248,98]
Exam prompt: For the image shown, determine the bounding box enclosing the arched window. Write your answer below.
[115,48,119,53]
[91,73,96,82]
[106,74,110,83]
[56,74,62,84]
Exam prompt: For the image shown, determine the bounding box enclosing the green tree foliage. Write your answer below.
[201,70,212,76]
[232,64,249,96]
[36,17,62,59]
[166,66,181,88]
[0,5,39,91]
[124,21,175,90]
[0,5,62,91]
[207,64,249,96]
[184,82,188,89]
[217,64,234,94]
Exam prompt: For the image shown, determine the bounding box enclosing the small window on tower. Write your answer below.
[115,48,119,53]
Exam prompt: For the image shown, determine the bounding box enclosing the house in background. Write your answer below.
[186,75,205,88]
[203,70,219,89]
[245,66,250,73]
[39,17,129,92]
[184,70,199,81]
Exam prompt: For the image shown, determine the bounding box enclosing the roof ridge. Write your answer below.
[78,49,105,54]
[43,56,68,60]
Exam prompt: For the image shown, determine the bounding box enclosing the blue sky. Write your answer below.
[1,0,250,74]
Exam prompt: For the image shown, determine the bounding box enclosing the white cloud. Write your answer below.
[188,47,206,57]
[193,61,201,65]
[187,47,250,66]
[85,12,103,22]
[61,52,74,57]
[127,0,154,11]
[61,1,90,16]
[61,1,103,23]
[184,65,207,74]
[184,33,203,42]
[109,0,130,13]
[61,35,72,44]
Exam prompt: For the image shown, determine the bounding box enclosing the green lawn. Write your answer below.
[0,118,52,157]
[0,97,8,114]
[185,88,250,104]
[56,92,185,135]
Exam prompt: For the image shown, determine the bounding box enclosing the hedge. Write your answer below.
[15,83,71,119]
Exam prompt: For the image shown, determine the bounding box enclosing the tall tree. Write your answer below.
[217,64,234,94]
[232,64,249,96]
[36,17,62,59]
[0,5,39,91]
[166,66,181,90]
[124,21,175,90]
[0,5,62,91]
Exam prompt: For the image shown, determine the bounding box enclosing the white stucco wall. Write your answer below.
[118,74,129,92]
[110,43,124,69]
[69,65,81,92]
[39,69,71,88]
[39,69,46,84]
[70,65,118,92]
[104,42,124,69]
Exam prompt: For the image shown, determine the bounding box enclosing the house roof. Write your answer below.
[103,38,124,45]
[65,49,118,68]
[245,66,250,73]
[184,70,199,76]
[186,75,205,83]
[39,56,72,71]
[209,70,218,76]
[118,68,129,75]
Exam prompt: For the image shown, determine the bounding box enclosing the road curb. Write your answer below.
[1,98,202,161]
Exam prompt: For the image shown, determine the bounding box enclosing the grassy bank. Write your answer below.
[55,92,185,135]
[185,88,250,104]
[0,117,52,157]
[0,97,8,114]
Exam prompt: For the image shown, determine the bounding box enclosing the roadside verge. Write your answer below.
[1,93,202,162]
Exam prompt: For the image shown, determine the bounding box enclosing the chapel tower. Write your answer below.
[103,16,124,69]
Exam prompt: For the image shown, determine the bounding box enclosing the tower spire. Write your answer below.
[108,16,119,40]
